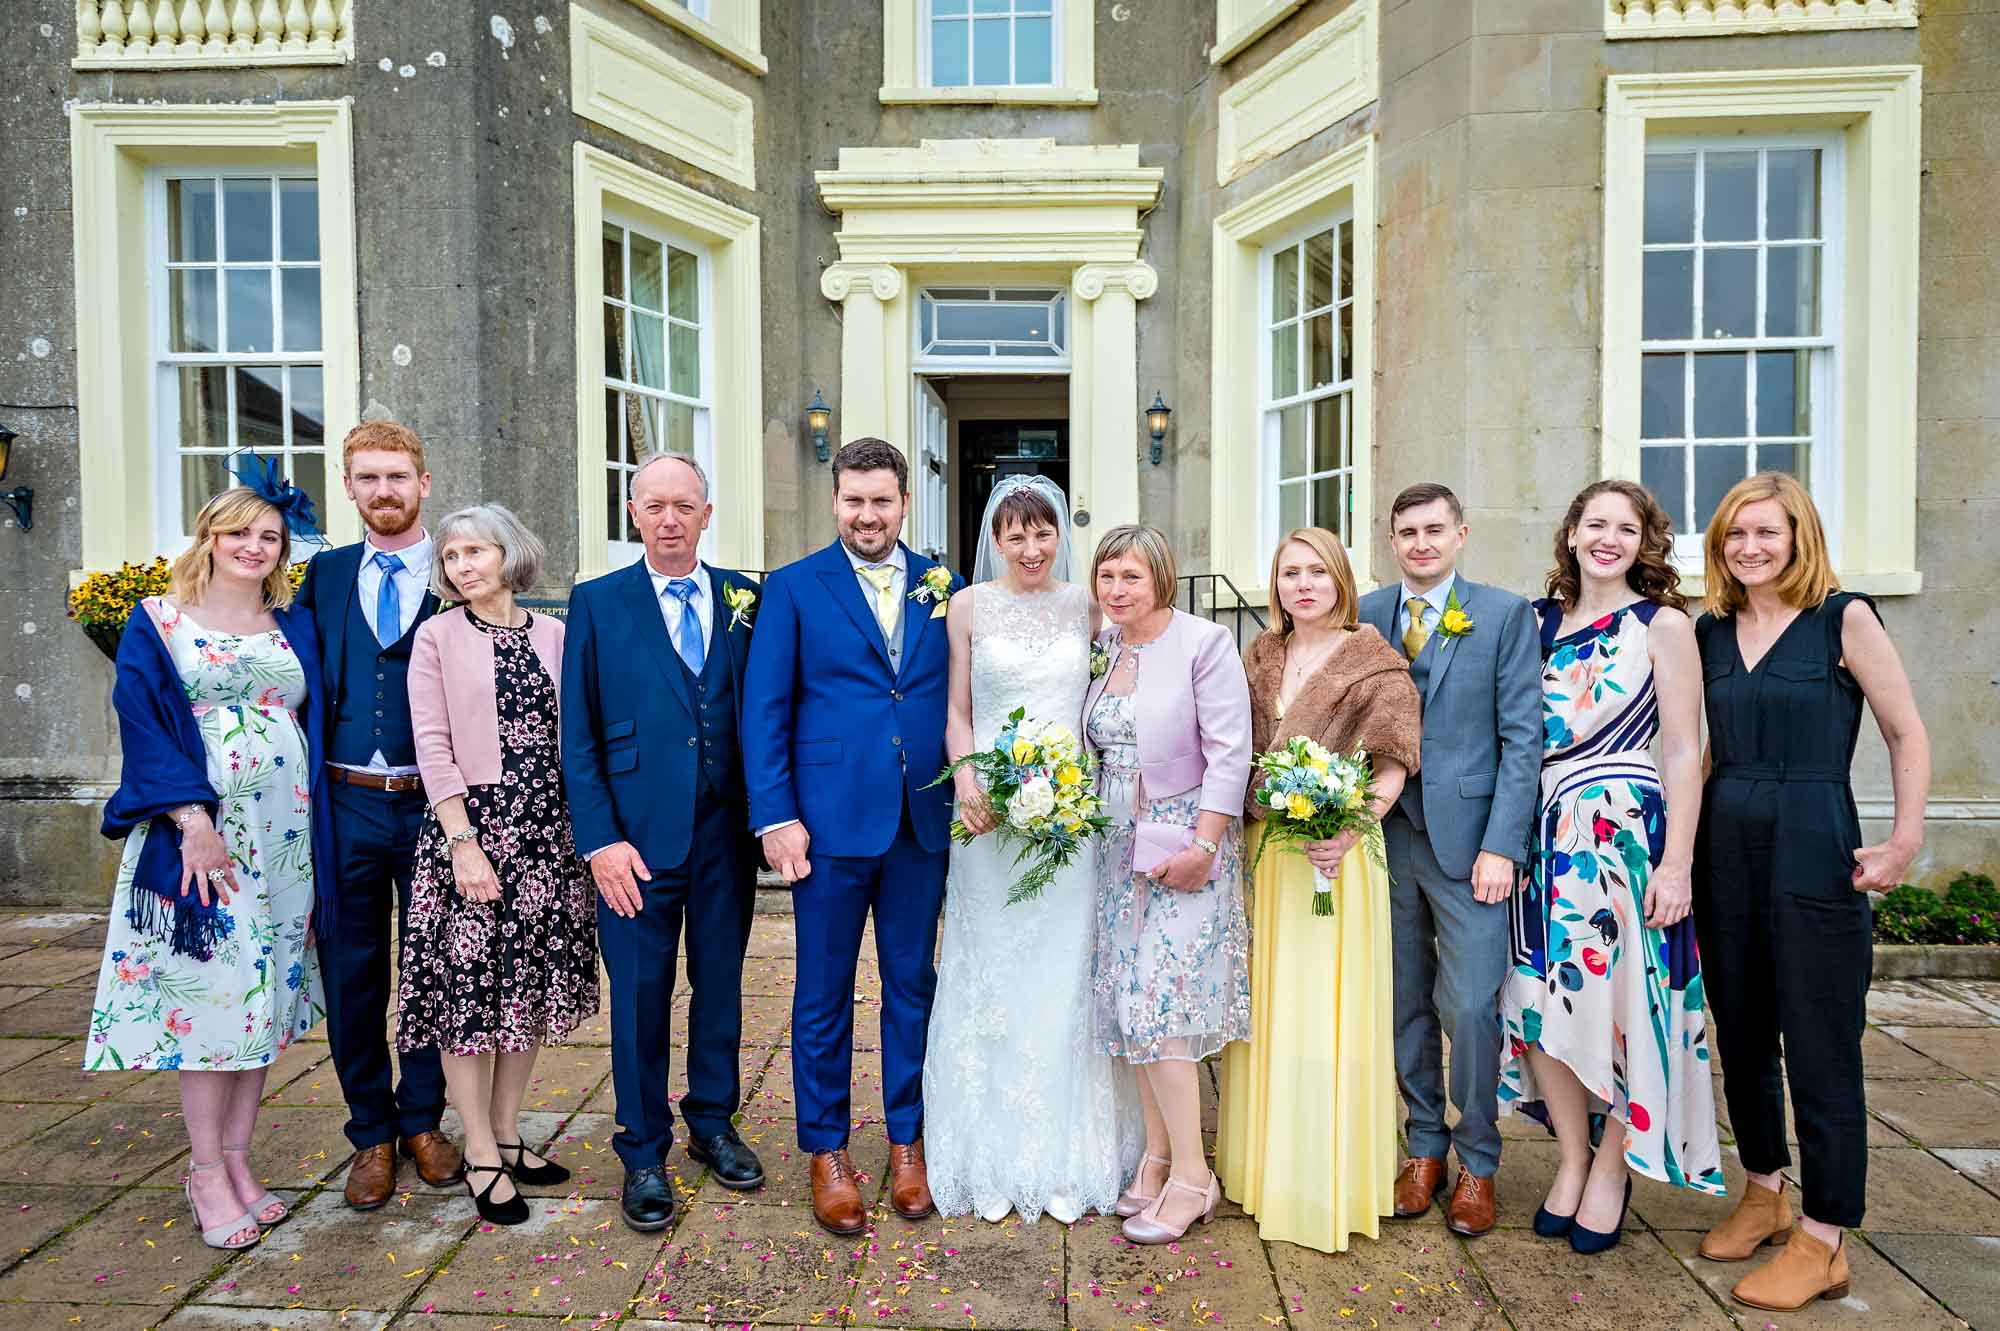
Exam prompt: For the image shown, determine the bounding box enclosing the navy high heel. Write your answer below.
[1533,1202,1575,1239]
[1568,1176,1632,1255]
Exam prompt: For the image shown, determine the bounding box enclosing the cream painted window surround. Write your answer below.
[1212,0,1307,64]
[1603,66,1923,596]
[573,143,762,580]
[1605,1,1917,39]
[70,101,361,569]
[1216,1,1377,185]
[1211,136,1376,596]
[75,2,354,68]
[880,0,1096,104]
[621,0,767,74]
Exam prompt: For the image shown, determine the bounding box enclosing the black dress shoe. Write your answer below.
[687,1127,766,1191]
[620,1166,677,1233]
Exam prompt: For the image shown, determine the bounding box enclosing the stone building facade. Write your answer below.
[0,0,1994,902]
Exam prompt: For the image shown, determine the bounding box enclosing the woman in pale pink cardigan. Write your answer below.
[398,504,599,1225]
[1083,525,1254,1245]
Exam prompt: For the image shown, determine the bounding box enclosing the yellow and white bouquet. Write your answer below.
[1247,736,1385,917]
[931,706,1110,905]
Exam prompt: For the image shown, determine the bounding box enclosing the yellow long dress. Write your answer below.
[1216,776,1398,1253]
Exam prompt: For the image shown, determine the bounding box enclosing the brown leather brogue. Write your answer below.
[1445,1168,1497,1237]
[1392,1156,1447,1219]
[344,1142,396,1210]
[399,1131,464,1187]
[810,1149,867,1236]
[887,1139,935,1221]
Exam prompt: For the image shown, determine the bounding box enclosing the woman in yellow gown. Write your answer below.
[1217,527,1423,1253]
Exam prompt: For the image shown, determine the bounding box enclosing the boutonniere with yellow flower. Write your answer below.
[721,583,757,631]
[1436,587,1475,641]
[910,565,953,617]
[1089,645,1111,680]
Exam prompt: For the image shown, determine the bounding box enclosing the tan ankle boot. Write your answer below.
[1699,1179,1793,1261]
[1732,1225,1850,1310]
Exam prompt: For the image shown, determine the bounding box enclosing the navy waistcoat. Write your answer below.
[329,582,420,767]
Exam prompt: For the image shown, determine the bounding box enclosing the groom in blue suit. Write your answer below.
[562,452,765,1233]
[742,438,962,1237]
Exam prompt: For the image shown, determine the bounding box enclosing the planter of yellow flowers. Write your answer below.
[68,557,307,661]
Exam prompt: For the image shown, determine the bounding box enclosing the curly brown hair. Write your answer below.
[1545,479,1687,612]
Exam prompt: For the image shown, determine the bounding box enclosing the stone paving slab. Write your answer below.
[0,916,1994,1330]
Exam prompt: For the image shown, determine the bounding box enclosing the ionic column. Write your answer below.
[1073,261,1159,543]
[819,263,904,444]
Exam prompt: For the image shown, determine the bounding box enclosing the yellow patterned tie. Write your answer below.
[859,563,899,640]
[1402,596,1431,661]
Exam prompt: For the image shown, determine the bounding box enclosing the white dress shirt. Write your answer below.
[647,560,714,663]
[340,530,432,776]
[1396,571,1459,648]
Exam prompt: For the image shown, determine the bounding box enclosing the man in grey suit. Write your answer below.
[1359,482,1540,1237]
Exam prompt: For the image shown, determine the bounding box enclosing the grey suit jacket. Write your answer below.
[1358,575,1541,881]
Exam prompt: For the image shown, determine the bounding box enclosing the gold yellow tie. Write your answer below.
[859,563,899,640]
[1402,596,1431,661]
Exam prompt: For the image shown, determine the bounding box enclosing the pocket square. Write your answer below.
[930,602,948,619]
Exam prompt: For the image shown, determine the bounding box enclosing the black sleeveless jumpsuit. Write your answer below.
[1693,591,1877,1229]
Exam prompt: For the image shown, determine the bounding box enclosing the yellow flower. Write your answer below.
[1285,792,1317,820]
[1440,607,1474,636]
[1010,737,1037,764]
[1345,787,1366,810]
[1308,757,1330,777]
[1056,763,1084,789]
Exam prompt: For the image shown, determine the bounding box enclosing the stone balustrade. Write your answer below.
[73,0,354,68]
[1604,0,1918,37]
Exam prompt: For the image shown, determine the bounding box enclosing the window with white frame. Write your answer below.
[1261,218,1356,549]
[924,0,1057,88]
[1638,140,1839,556]
[916,286,1068,367]
[601,217,712,566]
[152,171,325,550]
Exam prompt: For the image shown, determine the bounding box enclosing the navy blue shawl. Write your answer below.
[100,600,332,958]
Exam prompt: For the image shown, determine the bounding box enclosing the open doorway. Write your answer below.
[912,374,1070,572]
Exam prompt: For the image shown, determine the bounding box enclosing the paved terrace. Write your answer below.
[0,909,1995,1331]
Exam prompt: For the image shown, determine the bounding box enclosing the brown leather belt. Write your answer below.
[327,766,425,794]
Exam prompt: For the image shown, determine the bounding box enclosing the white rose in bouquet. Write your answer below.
[1007,775,1058,828]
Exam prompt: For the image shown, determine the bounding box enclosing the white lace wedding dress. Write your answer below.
[922,580,1142,1224]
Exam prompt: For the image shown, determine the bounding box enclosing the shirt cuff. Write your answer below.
[754,819,800,838]
[582,843,616,862]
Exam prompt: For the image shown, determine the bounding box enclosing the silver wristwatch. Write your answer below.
[1191,835,1220,857]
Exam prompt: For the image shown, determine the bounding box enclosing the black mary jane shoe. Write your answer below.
[497,1140,572,1188]
[464,1162,530,1226]
[1568,1176,1632,1255]
[621,1165,678,1233]
[687,1127,766,1191]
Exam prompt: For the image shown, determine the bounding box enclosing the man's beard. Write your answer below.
[842,524,893,558]
[362,500,417,537]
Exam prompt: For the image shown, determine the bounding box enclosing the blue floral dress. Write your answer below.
[87,599,326,1072]
[1497,601,1723,1194]
[1088,651,1250,1065]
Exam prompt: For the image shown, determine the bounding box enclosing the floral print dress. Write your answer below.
[397,613,598,1056]
[1088,642,1250,1065]
[87,599,326,1072]
[1498,601,1724,1194]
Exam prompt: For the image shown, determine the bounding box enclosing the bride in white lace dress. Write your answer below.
[923,476,1142,1224]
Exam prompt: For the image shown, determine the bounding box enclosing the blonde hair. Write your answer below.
[1090,524,1178,613]
[1267,527,1358,635]
[430,503,547,600]
[1702,471,1839,617]
[170,487,294,610]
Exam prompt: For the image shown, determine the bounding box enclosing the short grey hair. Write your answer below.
[430,503,547,600]
[629,451,709,501]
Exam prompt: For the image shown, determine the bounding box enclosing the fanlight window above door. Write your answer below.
[917,287,1068,366]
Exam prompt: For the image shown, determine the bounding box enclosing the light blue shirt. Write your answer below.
[844,543,908,646]
[1396,572,1459,646]
[646,560,713,662]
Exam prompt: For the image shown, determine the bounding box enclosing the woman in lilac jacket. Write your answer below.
[1083,525,1254,1244]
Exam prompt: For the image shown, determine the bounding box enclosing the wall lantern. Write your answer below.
[806,388,833,463]
[1145,391,1172,466]
[0,423,31,531]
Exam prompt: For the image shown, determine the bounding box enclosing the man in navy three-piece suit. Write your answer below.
[741,438,963,1238]
[561,451,764,1233]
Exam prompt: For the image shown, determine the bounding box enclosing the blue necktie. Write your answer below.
[665,578,705,675]
[373,551,405,647]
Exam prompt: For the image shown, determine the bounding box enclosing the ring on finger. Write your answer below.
[205,868,227,884]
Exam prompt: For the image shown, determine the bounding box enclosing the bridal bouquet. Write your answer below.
[932,707,1110,906]
[1247,737,1385,917]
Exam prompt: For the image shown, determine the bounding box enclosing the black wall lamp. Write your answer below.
[0,424,31,531]
[1146,392,1172,466]
[806,388,832,463]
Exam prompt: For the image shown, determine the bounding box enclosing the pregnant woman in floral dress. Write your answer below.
[1499,481,1724,1256]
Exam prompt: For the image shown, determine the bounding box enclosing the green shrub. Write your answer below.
[1872,873,2000,945]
